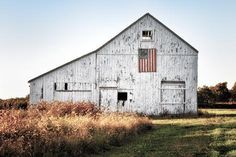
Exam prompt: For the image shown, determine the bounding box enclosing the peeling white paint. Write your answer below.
[29,14,198,115]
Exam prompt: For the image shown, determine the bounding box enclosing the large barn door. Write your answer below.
[99,87,117,112]
[160,81,185,114]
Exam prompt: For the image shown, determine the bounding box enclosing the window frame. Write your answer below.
[117,92,128,101]
[54,83,57,91]
[40,87,43,99]
[141,30,154,41]
[64,83,68,91]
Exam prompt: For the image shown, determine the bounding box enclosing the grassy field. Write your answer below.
[1,104,235,157]
[94,109,236,157]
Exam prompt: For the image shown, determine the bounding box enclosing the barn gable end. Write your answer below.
[29,13,198,115]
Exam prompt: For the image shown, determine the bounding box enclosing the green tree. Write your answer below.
[197,86,215,104]
[230,82,236,101]
[211,82,231,102]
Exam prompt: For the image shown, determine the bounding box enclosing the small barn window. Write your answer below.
[40,87,43,99]
[118,92,127,107]
[64,83,68,91]
[142,30,152,40]
[118,92,127,101]
[54,83,57,90]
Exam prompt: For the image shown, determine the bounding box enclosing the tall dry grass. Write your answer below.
[0,101,152,157]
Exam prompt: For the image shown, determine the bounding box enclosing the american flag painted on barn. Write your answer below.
[138,48,156,72]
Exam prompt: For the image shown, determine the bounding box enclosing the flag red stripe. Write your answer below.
[146,59,148,72]
[148,50,151,72]
[142,59,144,72]
[140,59,142,72]
[145,59,147,72]
[152,49,154,71]
[145,59,148,72]
[153,49,156,72]
[139,58,141,72]
[153,49,155,71]
[150,49,153,72]
[144,59,146,72]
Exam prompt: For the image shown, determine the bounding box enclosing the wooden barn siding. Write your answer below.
[30,53,97,104]
[29,14,197,115]
[96,15,197,114]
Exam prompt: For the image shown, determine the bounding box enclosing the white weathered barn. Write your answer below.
[28,13,198,115]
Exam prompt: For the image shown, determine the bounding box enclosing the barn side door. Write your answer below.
[99,87,117,112]
[160,81,186,114]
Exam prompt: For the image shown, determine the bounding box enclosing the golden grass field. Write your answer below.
[1,102,236,157]
[0,102,152,157]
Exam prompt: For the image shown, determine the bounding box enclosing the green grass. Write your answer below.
[92,109,236,157]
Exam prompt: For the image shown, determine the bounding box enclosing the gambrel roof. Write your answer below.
[28,13,198,83]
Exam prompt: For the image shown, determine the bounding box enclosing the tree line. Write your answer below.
[0,95,29,109]
[198,82,236,105]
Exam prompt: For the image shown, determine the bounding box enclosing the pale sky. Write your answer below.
[0,0,236,99]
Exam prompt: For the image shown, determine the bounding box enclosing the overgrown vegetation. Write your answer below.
[198,82,236,108]
[0,95,28,109]
[0,102,152,157]
[95,109,236,157]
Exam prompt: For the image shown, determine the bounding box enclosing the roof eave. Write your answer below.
[28,13,150,83]
[28,50,96,83]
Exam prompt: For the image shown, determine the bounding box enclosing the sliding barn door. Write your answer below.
[160,81,185,114]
